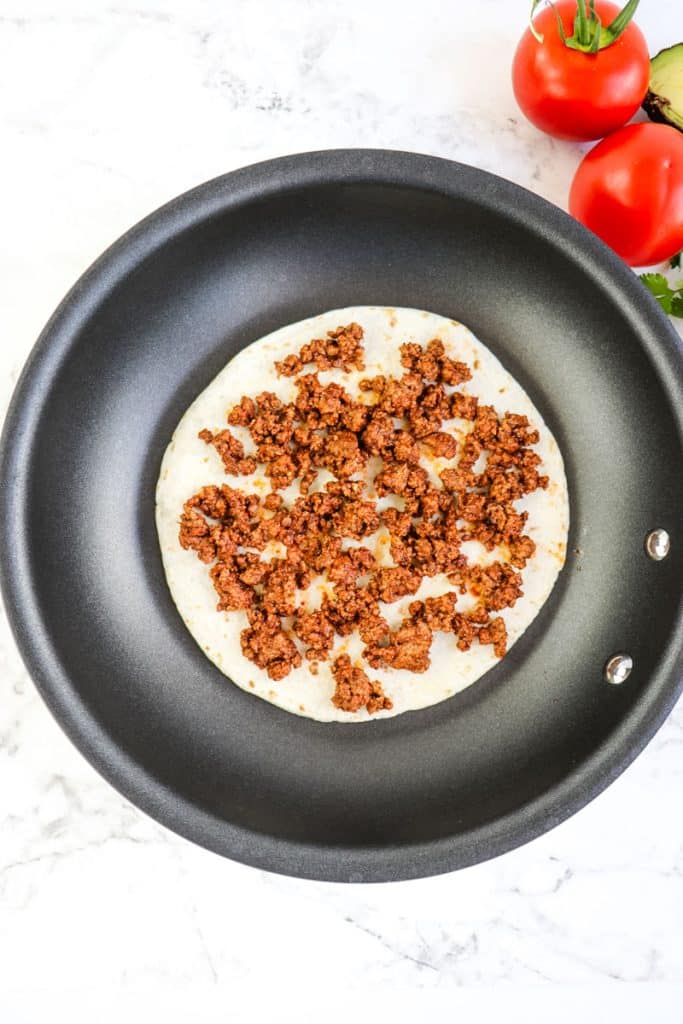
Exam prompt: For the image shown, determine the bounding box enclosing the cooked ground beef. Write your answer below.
[331,654,392,714]
[198,428,258,476]
[400,338,472,386]
[276,322,365,377]
[294,609,336,662]
[240,607,302,681]
[369,566,422,604]
[179,326,549,710]
[364,618,432,673]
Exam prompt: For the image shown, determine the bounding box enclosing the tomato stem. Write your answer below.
[606,0,640,39]
[548,2,568,44]
[574,0,589,46]
[588,9,602,52]
[528,0,641,51]
[529,0,544,42]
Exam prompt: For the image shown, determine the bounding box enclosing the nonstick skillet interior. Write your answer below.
[1,151,681,881]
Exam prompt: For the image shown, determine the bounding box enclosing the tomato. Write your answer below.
[512,0,649,142]
[569,123,683,266]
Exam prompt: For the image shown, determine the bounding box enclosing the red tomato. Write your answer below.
[569,124,683,266]
[512,0,649,142]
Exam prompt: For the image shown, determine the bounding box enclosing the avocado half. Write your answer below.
[643,43,683,132]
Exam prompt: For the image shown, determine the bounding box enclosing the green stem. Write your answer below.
[588,9,602,51]
[529,0,544,42]
[528,0,641,51]
[548,1,568,43]
[606,0,640,39]
[575,0,589,44]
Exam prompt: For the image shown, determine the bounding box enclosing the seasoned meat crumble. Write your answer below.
[178,323,549,713]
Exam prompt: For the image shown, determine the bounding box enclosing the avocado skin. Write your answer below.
[642,43,683,133]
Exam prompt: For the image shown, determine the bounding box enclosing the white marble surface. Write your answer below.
[1,0,682,1017]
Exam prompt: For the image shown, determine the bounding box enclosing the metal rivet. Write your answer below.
[605,653,633,685]
[645,529,670,561]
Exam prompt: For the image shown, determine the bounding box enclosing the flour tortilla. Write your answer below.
[156,307,569,722]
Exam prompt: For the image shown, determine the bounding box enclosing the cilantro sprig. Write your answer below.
[639,272,683,318]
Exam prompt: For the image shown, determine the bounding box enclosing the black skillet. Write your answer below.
[1,151,682,882]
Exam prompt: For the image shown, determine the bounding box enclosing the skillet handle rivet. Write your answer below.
[645,529,670,561]
[605,653,633,685]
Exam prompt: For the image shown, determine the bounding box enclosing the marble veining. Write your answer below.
[1,0,682,1007]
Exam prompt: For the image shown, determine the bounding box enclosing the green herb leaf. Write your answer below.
[639,272,683,318]
[639,273,672,313]
[640,272,670,291]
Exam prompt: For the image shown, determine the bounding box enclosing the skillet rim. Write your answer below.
[1,148,682,882]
